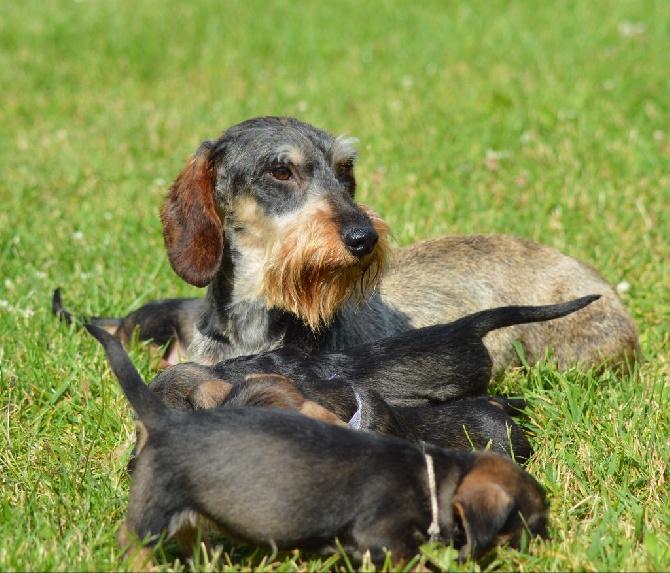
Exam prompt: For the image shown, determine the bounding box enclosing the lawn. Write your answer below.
[0,0,668,571]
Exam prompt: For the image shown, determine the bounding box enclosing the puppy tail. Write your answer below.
[53,288,123,332]
[466,294,601,337]
[85,323,167,426]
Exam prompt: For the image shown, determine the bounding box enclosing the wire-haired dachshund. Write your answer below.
[55,117,640,373]
[86,323,549,568]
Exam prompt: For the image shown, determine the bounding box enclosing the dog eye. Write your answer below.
[337,161,354,178]
[271,166,292,181]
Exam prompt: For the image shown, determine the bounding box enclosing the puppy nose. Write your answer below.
[342,226,379,257]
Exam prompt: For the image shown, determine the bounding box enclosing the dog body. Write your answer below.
[87,324,548,566]
[148,296,598,409]
[187,233,640,374]
[171,373,535,463]
[52,289,200,367]
[156,116,640,374]
[55,118,639,372]
[142,298,598,463]
[363,234,641,375]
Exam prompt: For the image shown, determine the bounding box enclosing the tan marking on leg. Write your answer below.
[118,520,155,572]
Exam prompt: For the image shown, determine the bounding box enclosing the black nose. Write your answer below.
[342,226,379,257]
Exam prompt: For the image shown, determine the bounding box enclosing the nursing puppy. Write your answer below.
[156,372,534,463]
[52,288,197,367]
[86,324,549,567]
[149,295,599,409]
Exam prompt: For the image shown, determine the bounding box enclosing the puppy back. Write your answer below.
[85,324,167,427]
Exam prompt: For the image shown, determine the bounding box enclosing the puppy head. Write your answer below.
[160,117,394,329]
[448,452,549,560]
[148,364,233,411]
[222,374,348,426]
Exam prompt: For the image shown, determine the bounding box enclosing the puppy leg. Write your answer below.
[117,521,155,572]
[347,512,425,565]
[173,525,212,563]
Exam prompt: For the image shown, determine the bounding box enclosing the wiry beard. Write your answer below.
[262,206,394,331]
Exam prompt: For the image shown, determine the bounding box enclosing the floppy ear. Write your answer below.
[452,479,515,561]
[161,147,224,287]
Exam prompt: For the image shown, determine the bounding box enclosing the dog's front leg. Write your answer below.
[117,521,155,572]
[173,525,213,563]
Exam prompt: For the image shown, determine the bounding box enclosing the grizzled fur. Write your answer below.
[87,324,549,568]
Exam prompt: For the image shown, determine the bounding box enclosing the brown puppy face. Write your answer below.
[448,452,549,560]
[160,117,394,330]
[226,374,349,426]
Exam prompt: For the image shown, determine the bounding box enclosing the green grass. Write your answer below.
[1,0,668,570]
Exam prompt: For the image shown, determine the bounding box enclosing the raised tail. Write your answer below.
[53,288,122,332]
[85,324,167,426]
[457,294,601,338]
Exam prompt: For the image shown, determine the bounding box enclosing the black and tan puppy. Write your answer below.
[86,324,549,567]
[52,288,198,367]
[156,372,534,463]
[395,395,533,461]
[148,295,599,409]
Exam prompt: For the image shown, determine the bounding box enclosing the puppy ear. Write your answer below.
[452,478,514,561]
[161,146,224,287]
[187,379,233,409]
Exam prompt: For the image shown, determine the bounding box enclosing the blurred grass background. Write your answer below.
[0,0,668,571]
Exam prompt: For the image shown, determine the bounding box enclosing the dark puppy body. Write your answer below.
[150,369,533,462]
[395,396,533,462]
[87,324,549,566]
[217,376,534,462]
[149,295,599,409]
